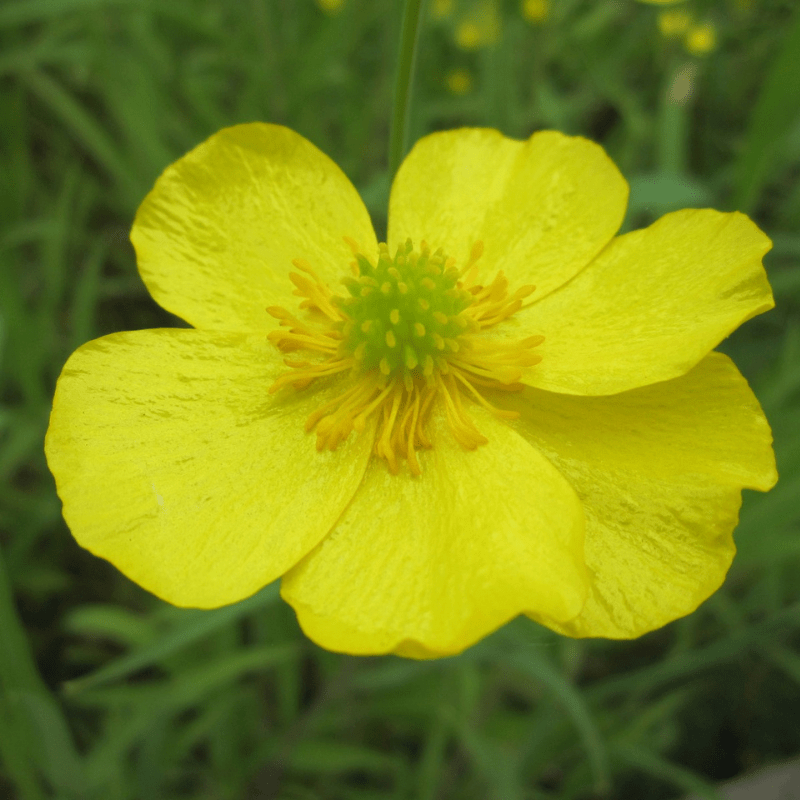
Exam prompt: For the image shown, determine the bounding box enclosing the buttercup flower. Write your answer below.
[521,0,549,24]
[452,0,501,49]
[657,9,717,56]
[445,67,474,95]
[658,9,693,37]
[46,124,777,658]
[315,0,345,14]
[684,21,717,55]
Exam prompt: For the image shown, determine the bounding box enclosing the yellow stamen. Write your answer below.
[266,238,545,475]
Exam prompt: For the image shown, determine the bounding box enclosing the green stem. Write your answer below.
[388,0,425,181]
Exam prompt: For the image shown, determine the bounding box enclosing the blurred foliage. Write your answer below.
[1,0,799,798]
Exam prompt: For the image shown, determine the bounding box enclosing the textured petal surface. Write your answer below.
[500,352,777,638]
[515,209,773,395]
[45,329,374,607]
[281,406,588,658]
[131,123,377,332]
[387,128,628,300]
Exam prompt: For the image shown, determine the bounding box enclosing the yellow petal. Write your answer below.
[519,209,773,395]
[387,129,628,300]
[45,329,374,608]
[500,352,777,638]
[281,406,588,658]
[131,123,377,332]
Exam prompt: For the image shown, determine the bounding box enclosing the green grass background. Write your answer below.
[1,0,800,797]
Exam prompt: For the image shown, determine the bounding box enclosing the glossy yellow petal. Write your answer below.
[387,129,628,300]
[515,209,773,395]
[45,329,374,608]
[281,406,588,658]
[131,123,377,332]
[500,352,777,638]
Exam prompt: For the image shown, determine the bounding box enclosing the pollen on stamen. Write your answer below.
[266,237,545,476]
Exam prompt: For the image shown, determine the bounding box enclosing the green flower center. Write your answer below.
[266,237,544,475]
[337,240,473,380]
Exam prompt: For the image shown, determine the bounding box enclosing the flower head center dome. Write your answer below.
[340,240,473,380]
[267,238,544,475]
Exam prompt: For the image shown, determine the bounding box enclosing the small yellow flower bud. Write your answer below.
[521,0,548,24]
[446,68,473,96]
[685,22,717,56]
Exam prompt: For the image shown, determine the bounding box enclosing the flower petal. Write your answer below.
[45,329,374,607]
[499,352,777,638]
[387,129,628,299]
[281,406,588,658]
[131,123,377,332]
[517,209,773,395]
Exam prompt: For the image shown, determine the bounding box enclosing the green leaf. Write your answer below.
[613,743,725,800]
[733,7,800,213]
[505,652,610,794]
[64,582,281,694]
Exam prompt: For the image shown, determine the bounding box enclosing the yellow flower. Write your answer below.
[46,125,777,658]
[521,0,549,24]
[655,6,717,56]
[431,0,454,20]
[685,21,717,55]
[315,0,344,13]
[454,0,501,49]
[658,9,692,37]
[445,67,473,95]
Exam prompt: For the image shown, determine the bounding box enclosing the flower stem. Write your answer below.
[388,0,425,181]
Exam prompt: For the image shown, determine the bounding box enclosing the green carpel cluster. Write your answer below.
[337,239,474,380]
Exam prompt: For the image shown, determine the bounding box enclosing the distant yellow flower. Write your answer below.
[431,0,454,19]
[445,67,473,95]
[521,0,549,24]
[685,21,717,55]
[658,9,692,36]
[654,6,717,57]
[315,0,344,13]
[454,0,501,49]
[47,124,777,658]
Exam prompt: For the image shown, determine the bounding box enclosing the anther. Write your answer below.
[343,236,361,254]
[269,235,546,477]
